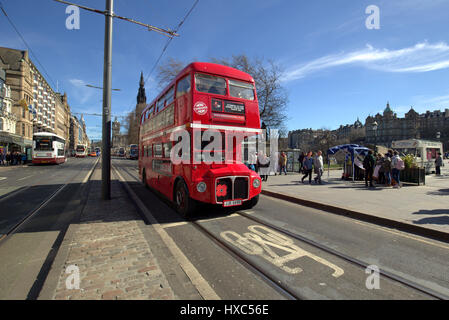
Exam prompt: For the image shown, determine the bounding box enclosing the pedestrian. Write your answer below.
[6,152,11,166]
[435,152,443,175]
[301,151,314,184]
[279,151,287,175]
[313,150,324,184]
[382,152,392,186]
[0,150,4,165]
[363,150,376,187]
[298,152,305,174]
[257,151,270,181]
[391,151,403,188]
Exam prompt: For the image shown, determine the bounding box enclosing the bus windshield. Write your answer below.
[76,145,85,152]
[35,137,53,151]
[195,73,226,95]
[229,79,255,100]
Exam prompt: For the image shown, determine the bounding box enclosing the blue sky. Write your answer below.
[1,0,449,139]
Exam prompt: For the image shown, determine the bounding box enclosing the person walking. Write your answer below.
[298,152,305,174]
[382,152,392,186]
[391,151,403,188]
[301,151,314,184]
[279,152,287,175]
[6,152,11,166]
[0,151,4,165]
[435,152,443,175]
[257,151,270,181]
[363,150,376,187]
[313,150,324,184]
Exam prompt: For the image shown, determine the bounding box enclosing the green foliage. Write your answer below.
[403,154,417,169]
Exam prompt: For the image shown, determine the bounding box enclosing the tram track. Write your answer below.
[115,162,446,300]
[0,158,99,245]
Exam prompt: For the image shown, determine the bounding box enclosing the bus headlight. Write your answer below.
[197,182,207,193]
[252,178,261,188]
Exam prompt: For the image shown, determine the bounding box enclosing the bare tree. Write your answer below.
[212,55,288,131]
[125,111,139,145]
[156,57,187,89]
[156,55,288,132]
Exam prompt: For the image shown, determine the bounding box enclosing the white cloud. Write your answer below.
[282,42,449,82]
[68,78,96,104]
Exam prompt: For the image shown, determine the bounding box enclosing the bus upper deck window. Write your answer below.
[195,74,226,96]
[229,79,255,100]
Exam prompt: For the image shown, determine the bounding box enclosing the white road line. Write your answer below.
[0,177,6,181]
[113,165,220,300]
[17,175,33,181]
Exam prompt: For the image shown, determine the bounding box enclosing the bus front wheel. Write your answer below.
[174,180,196,218]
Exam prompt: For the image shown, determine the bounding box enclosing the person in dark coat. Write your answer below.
[6,152,11,166]
[363,150,376,187]
[298,152,305,174]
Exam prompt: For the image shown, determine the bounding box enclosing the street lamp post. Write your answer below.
[372,121,378,150]
[54,0,178,200]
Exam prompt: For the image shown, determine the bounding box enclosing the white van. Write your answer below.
[391,139,443,174]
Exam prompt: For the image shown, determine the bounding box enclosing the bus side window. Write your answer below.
[166,87,174,106]
[176,74,191,98]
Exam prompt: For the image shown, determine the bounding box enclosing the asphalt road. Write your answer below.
[114,158,449,300]
[0,157,97,299]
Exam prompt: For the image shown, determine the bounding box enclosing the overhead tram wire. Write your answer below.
[0,1,57,89]
[122,0,200,115]
[144,0,200,84]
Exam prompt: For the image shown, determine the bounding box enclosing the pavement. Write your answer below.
[261,166,449,241]
[38,164,201,300]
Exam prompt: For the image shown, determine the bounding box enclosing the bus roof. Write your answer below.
[33,132,65,141]
[143,62,255,116]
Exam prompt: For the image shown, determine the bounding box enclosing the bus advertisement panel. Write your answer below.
[139,62,264,217]
[32,132,66,164]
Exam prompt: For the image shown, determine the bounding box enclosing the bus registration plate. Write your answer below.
[223,199,242,207]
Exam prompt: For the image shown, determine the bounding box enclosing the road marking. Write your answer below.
[221,225,344,277]
[0,177,6,181]
[113,165,220,300]
[162,221,189,229]
[17,175,33,181]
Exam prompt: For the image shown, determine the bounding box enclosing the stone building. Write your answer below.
[112,117,128,148]
[69,115,89,155]
[0,48,34,151]
[288,118,365,151]
[365,102,449,150]
[0,47,72,152]
[0,67,19,153]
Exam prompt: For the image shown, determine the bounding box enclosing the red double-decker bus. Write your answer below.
[138,62,263,216]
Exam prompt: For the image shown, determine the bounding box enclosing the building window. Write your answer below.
[22,123,25,135]
[0,118,3,131]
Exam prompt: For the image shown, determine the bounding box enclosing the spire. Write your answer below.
[140,71,144,87]
[137,72,146,104]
